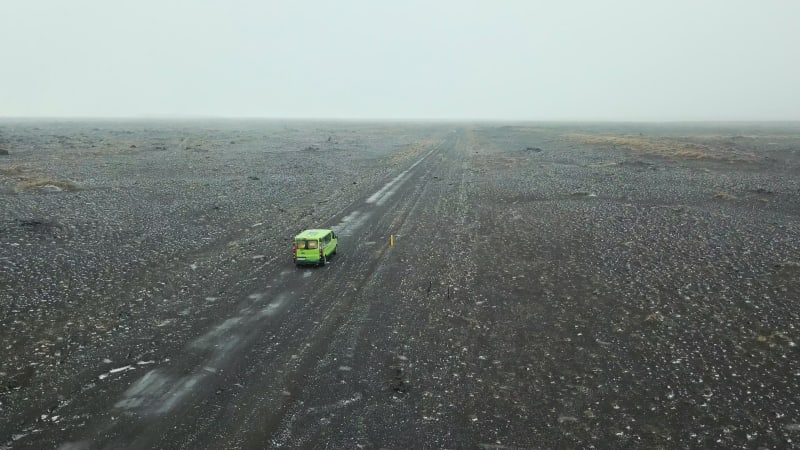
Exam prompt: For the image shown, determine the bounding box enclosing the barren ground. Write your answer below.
[1,120,799,449]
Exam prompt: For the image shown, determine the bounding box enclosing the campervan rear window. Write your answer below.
[296,240,318,249]
[296,240,313,249]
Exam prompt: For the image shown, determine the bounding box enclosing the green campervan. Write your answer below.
[293,229,338,266]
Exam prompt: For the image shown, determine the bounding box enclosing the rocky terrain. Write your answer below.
[1,120,799,448]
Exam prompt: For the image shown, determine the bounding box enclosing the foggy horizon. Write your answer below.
[3,116,800,125]
[2,1,799,121]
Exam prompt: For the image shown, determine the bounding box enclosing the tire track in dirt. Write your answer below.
[228,134,459,448]
[52,133,457,449]
[257,131,477,447]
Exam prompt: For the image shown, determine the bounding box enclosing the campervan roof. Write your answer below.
[294,229,330,240]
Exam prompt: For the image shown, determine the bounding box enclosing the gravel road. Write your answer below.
[1,120,799,449]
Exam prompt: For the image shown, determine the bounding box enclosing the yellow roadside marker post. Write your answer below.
[390,235,394,247]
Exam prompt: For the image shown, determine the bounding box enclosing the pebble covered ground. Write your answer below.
[344,124,800,448]
[1,120,799,448]
[0,120,445,446]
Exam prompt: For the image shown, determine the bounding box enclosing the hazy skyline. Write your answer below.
[1,1,798,121]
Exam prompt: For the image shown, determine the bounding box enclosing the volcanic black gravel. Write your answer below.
[1,120,799,449]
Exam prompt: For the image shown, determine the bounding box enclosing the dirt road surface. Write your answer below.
[2,121,799,448]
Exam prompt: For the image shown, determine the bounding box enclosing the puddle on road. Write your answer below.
[334,210,372,237]
[117,292,292,415]
[366,147,436,206]
[191,317,243,350]
[257,294,287,319]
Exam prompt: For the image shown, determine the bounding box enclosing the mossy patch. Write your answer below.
[16,177,78,192]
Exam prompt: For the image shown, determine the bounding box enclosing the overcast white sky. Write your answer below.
[1,1,798,120]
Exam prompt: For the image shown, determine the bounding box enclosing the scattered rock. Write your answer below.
[0,148,9,155]
[644,312,665,323]
[713,191,737,200]
[388,366,407,394]
[18,219,62,232]
[4,121,800,447]
[774,261,800,269]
